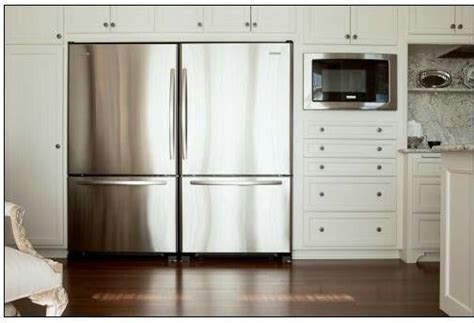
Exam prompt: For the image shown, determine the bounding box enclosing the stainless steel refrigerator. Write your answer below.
[68,43,291,254]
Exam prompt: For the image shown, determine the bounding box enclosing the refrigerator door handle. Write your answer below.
[180,68,188,160]
[190,180,283,186]
[76,179,168,186]
[169,68,176,160]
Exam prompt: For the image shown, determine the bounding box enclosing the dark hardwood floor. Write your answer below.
[12,257,445,316]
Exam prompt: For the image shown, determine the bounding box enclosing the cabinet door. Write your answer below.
[303,6,351,44]
[250,6,295,33]
[408,6,456,35]
[155,6,204,32]
[65,6,110,33]
[6,6,64,44]
[350,6,398,45]
[110,6,155,33]
[204,6,251,32]
[455,6,474,35]
[5,46,64,247]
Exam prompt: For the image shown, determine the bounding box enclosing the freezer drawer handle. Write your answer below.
[76,180,168,186]
[190,180,283,186]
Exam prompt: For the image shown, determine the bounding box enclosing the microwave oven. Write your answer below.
[304,53,397,110]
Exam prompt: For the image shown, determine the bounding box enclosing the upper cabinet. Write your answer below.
[304,6,351,44]
[251,6,296,33]
[351,7,398,45]
[65,6,154,33]
[65,6,110,33]
[5,6,64,44]
[204,6,251,32]
[304,6,398,45]
[155,6,204,32]
[409,6,473,35]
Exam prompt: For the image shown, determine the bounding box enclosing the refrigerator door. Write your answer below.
[68,176,177,252]
[182,176,290,253]
[68,44,178,175]
[180,43,291,175]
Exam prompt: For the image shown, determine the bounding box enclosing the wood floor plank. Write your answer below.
[11,257,445,316]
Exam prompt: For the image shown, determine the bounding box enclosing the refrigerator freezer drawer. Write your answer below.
[68,176,177,253]
[182,176,290,253]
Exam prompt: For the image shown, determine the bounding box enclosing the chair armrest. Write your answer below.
[5,202,62,273]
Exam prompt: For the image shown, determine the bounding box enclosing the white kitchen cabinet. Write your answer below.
[402,153,441,263]
[455,6,474,35]
[440,151,474,316]
[303,6,351,44]
[350,6,398,45]
[65,6,110,33]
[204,6,251,32]
[409,6,473,35]
[250,6,295,33]
[110,6,154,33]
[5,45,64,248]
[5,6,64,44]
[155,6,204,32]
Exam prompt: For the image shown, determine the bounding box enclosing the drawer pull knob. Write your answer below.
[197,22,203,27]
[111,22,116,28]
[319,192,324,197]
[458,24,463,29]
[377,192,382,197]
[377,127,382,133]
[103,22,109,28]
[319,227,325,232]
[377,146,382,152]
[56,33,62,39]
[320,127,325,132]
[320,165,325,170]
[377,165,382,170]
[320,146,325,151]
[376,227,382,232]
[450,23,456,29]
[55,144,61,149]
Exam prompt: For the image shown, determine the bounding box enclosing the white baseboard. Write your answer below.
[418,251,440,262]
[36,248,68,259]
[292,249,401,260]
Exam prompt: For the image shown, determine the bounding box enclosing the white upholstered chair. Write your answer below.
[4,202,68,316]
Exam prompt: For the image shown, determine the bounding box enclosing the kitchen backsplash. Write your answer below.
[408,44,474,145]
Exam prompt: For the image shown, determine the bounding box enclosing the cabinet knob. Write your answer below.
[320,165,325,170]
[252,22,258,27]
[56,33,62,39]
[377,165,382,170]
[110,22,116,28]
[377,146,382,152]
[197,22,203,27]
[352,34,358,39]
[458,24,463,29]
[376,127,382,133]
[450,23,456,29]
[319,227,325,232]
[55,144,61,149]
[245,22,250,27]
[320,146,325,151]
[103,22,109,28]
[377,192,382,197]
[320,127,325,132]
[345,34,350,39]
[319,192,324,197]
[376,227,382,232]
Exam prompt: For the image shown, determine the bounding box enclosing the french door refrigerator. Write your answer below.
[68,43,291,255]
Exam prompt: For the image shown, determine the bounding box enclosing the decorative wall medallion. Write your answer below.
[418,70,452,88]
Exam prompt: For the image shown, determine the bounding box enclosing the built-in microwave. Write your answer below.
[304,53,397,110]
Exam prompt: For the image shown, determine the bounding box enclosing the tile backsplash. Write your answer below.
[408,44,474,145]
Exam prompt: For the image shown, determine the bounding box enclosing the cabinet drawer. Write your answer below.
[304,177,396,211]
[413,177,441,213]
[412,154,441,176]
[304,139,396,158]
[304,121,397,139]
[304,216,396,247]
[304,158,396,176]
[412,214,440,249]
